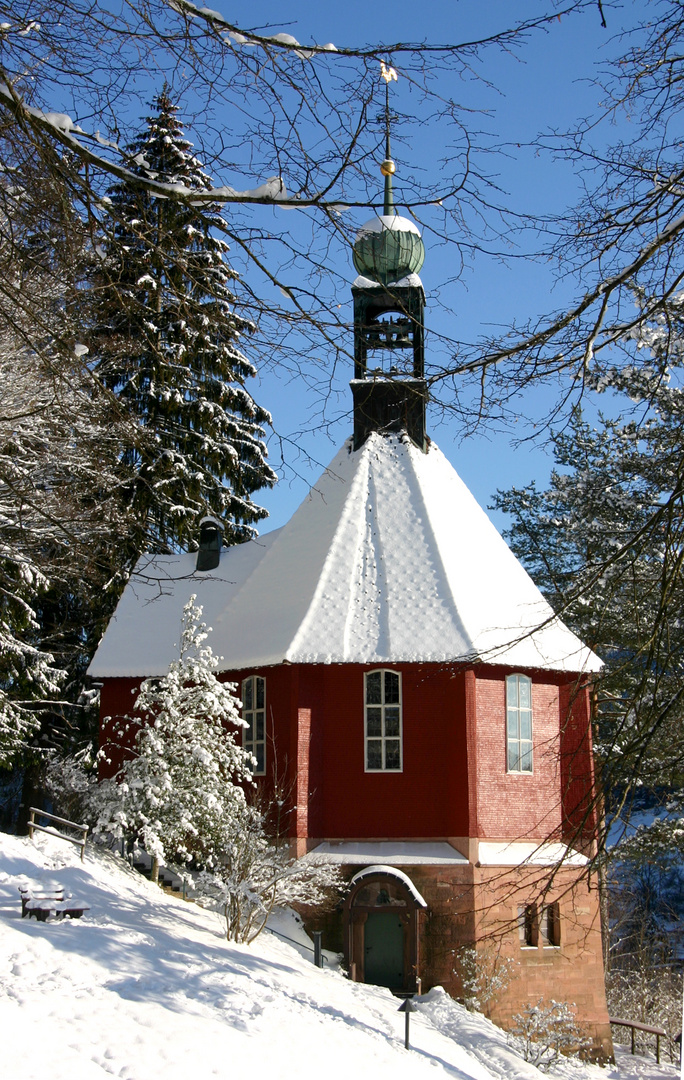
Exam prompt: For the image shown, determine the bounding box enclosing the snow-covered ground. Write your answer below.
[0,831,678,1080]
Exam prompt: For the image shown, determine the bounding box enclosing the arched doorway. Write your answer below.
[343,865,427,993]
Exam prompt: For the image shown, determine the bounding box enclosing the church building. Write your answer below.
[89,139,612,1059]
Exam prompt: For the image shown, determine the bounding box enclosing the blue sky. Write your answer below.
[209,1,639,533]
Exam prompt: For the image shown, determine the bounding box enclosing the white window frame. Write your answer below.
[242,675,266,775]
[506,673,533,774]
[364,669,402,773]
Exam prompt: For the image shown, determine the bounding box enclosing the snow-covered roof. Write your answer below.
[477,841,589,867]
[89,433,602,677]
[349,865,428,907]
[311,842,469,866]
[352,272,424,290]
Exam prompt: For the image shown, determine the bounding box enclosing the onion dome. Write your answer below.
[353,214,425,285]
[352,144,425,285]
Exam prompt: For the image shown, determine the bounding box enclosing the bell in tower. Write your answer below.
[350,72,428,451]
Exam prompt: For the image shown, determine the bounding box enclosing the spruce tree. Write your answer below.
[92,89,276,554]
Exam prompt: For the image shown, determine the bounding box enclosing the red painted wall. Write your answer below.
[98,661,597,845]
[219,662,471,839]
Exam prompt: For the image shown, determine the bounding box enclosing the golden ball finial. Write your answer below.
[380,158,396,177]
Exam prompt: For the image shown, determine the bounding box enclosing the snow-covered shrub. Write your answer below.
[195,833,342,944]
[606,967,682,1064]
[453,943,520,1016]
[94,596,252,881]
[508,999,591,1070]
[44,747,98,825]
[606,834,684,1063]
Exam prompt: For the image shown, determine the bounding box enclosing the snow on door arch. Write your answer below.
[343,865,427,993]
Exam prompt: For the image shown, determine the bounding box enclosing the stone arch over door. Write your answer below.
[343,865,427,993]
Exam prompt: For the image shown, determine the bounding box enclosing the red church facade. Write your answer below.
[92,151,612,1058]
[99,659,611,1058]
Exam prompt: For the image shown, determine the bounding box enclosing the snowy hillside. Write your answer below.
[0,832,677,1080]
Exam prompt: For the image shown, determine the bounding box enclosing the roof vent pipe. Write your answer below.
[196,516,223,572]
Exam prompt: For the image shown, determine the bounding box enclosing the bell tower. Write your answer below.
[350,69,428,451]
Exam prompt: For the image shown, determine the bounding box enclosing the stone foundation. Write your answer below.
[301,860,612,1062]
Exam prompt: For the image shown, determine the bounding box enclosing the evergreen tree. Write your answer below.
[493,294,684,825]
[95,597,253,882]
[0,129,133,780]
[92,89,276,554]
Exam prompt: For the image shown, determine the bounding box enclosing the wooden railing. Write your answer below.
[609,1017,668,1064]
[27,808,89,861]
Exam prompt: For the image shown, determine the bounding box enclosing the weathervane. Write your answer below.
[379,61,398,215]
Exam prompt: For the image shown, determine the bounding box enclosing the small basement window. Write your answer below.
[540,903,561,947]
[506,674,533,773]
[365,669,402,772]
[242,675,266,775]
[518,904,538,947]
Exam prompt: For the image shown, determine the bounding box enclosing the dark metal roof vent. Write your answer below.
[196,516,222,572]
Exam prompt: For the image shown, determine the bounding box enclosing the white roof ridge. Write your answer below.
[398,439,478,658]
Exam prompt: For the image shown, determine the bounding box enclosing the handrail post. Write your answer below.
[631,1027,635,1055]
[28,808,35,841]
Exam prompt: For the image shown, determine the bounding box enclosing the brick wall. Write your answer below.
[475,671,564,840]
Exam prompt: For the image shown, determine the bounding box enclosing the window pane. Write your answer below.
[517,905,527,943]
[367,740,382,769]
[506,677,518,706]
[518,677,531,709]
[507,711,519,739]
[508,744,520,771]
[256,677,265,709]
[385,740,401,770]
[256,712,264,740]
[384,671,400,704]
[366,672,381,704]
[366,708,382,736]
[539,906,549,944]
[244,715,253,739]
[385,708,400,736]
[520,743,533,772]
[244,678,253,710]
[256,745,265,773]
[520,710,532,741]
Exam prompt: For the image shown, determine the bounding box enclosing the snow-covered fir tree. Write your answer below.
[92,89,276,553]
[0,130,133,772]
[96,597,253,881]
[95,596,342,931]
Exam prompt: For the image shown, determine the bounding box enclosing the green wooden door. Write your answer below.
[364,911,404,989]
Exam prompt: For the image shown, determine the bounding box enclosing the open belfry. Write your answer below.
[90,74,612,1059]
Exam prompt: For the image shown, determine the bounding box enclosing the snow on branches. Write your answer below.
[95,595,341,940]
[95,596,251,875]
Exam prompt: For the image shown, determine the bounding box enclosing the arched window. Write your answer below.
[506,673,533,773]
[365,669,402,771]
[242,675,266,775]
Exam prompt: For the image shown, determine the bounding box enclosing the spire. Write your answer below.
[379,62,397,216]
[350,61,428,453]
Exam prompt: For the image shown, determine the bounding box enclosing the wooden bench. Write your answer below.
[19,883,90,922]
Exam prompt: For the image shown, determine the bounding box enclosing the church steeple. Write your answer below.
[351,65,428,452]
